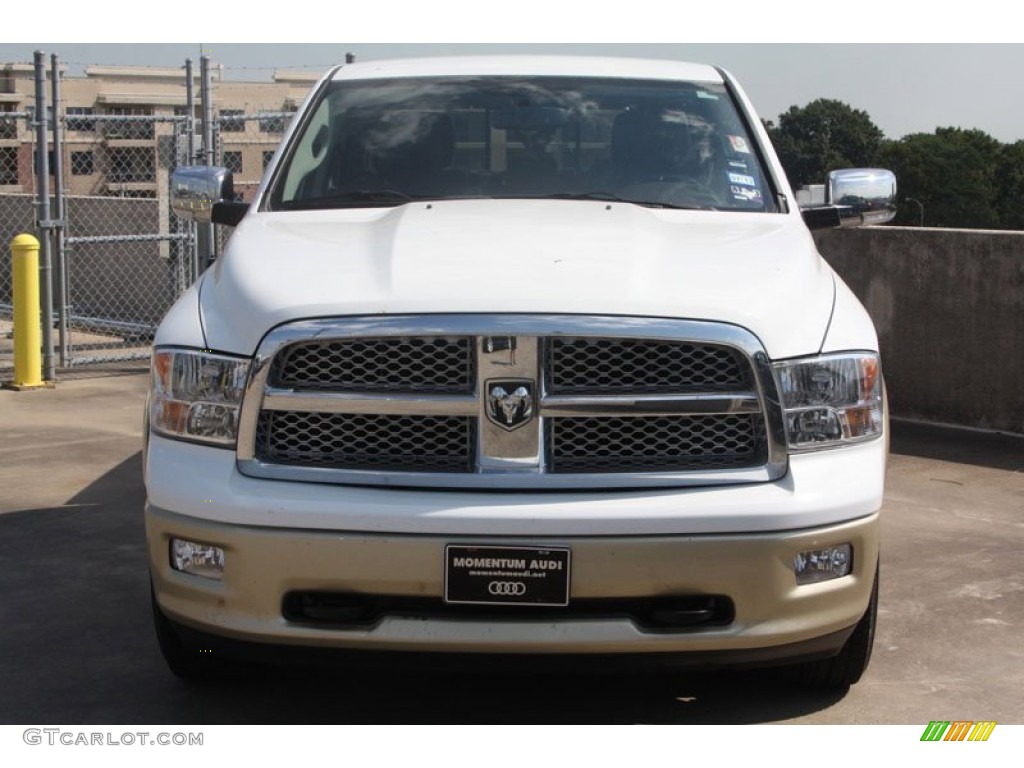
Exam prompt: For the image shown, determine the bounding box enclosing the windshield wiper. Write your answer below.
[283,189,418,209]
[283,190,715,211]
[537,192,716,211]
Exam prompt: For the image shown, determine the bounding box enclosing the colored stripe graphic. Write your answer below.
[944,721,973,741]
[968,722,997,742]
[921,722,950,741]
[920,721,996,742]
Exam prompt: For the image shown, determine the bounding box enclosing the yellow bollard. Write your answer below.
[10,233,46,389]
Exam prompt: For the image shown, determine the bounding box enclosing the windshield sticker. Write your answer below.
[696,91,719,100]
[728,135,751,153]
[731,185,763,202]
[728,160,749,170]
[728,172,757,187]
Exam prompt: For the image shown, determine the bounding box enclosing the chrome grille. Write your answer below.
[238,316,787,489]
[271,337,474,393]
[255,411,475,473]
[546,338,749,393]
[547,414,766,473]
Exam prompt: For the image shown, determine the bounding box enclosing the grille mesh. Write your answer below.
[546,338,749,394]
[547,414,765,473]
[271,337,474,393]
[255,411,475,473]
[254,330,767,479]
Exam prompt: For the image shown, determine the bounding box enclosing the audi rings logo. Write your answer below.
[488,581,527,597]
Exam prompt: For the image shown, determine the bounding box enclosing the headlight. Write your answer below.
[150,348,250,447]
[774,352,883,451]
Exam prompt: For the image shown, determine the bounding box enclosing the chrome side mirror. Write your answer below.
[827,168,897,227]
[800,168,897,230]
[170,166,234,223]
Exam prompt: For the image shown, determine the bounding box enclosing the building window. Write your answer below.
[220,109,246,133]
[263,151,275,171]
[0,147,17,184]
[0,104,17,140]
[259,109,295,133]
[67,107,96,132]
[26,105,55,124]
[222,151,243,174]
[106,146,155,182]
[102,106,154,140]
[71,151,95,176]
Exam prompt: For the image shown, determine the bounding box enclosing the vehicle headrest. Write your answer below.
[611,107,693,177]
[373,112,456,177]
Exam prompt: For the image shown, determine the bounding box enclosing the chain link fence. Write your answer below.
[0,58,198,374]
[213,109,294,200]
[210,106,295,256]
[1,54,313,377]
[58,113,193,365]
[0,109,38,372]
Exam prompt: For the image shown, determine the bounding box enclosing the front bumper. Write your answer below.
[147,506,879,657]
[146,432,883,658]
[145,434,886,537]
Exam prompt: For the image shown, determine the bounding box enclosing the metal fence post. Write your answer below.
[198,55,215,271]
[185,58,199,284]
[33,50,56,381]
[212,121,223,262]
[51,53,69,367]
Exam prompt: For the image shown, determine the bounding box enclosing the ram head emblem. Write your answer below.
[486,381,535,430]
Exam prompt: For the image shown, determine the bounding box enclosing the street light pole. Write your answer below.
[906,197,924,227]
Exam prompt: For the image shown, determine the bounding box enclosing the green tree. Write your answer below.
[995,140,1024,230]
[875,127,1002,229]
[768,99,885,187]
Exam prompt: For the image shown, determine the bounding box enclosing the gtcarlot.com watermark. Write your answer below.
[23,729,203,747]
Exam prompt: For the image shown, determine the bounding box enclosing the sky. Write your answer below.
[3,4,1024,143]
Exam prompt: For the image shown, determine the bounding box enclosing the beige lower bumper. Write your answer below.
[147,505,879,656]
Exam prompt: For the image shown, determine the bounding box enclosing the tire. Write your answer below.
[794,567,879,690]
[150,585,228,681]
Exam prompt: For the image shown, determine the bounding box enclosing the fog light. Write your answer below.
[794,544,852,585]
[170,538,224,580]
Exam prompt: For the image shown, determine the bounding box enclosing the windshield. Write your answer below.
[269,75,775,213]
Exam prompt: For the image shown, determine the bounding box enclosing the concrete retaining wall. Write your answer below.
[815,226,1024,434]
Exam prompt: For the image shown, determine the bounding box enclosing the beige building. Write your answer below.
[0,62,317,200]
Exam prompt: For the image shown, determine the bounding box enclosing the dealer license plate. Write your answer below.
[444,545,571,606]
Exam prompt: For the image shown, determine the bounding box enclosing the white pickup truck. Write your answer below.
[150,56,895,687]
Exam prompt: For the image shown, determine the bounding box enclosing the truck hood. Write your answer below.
[199,200,834,359]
